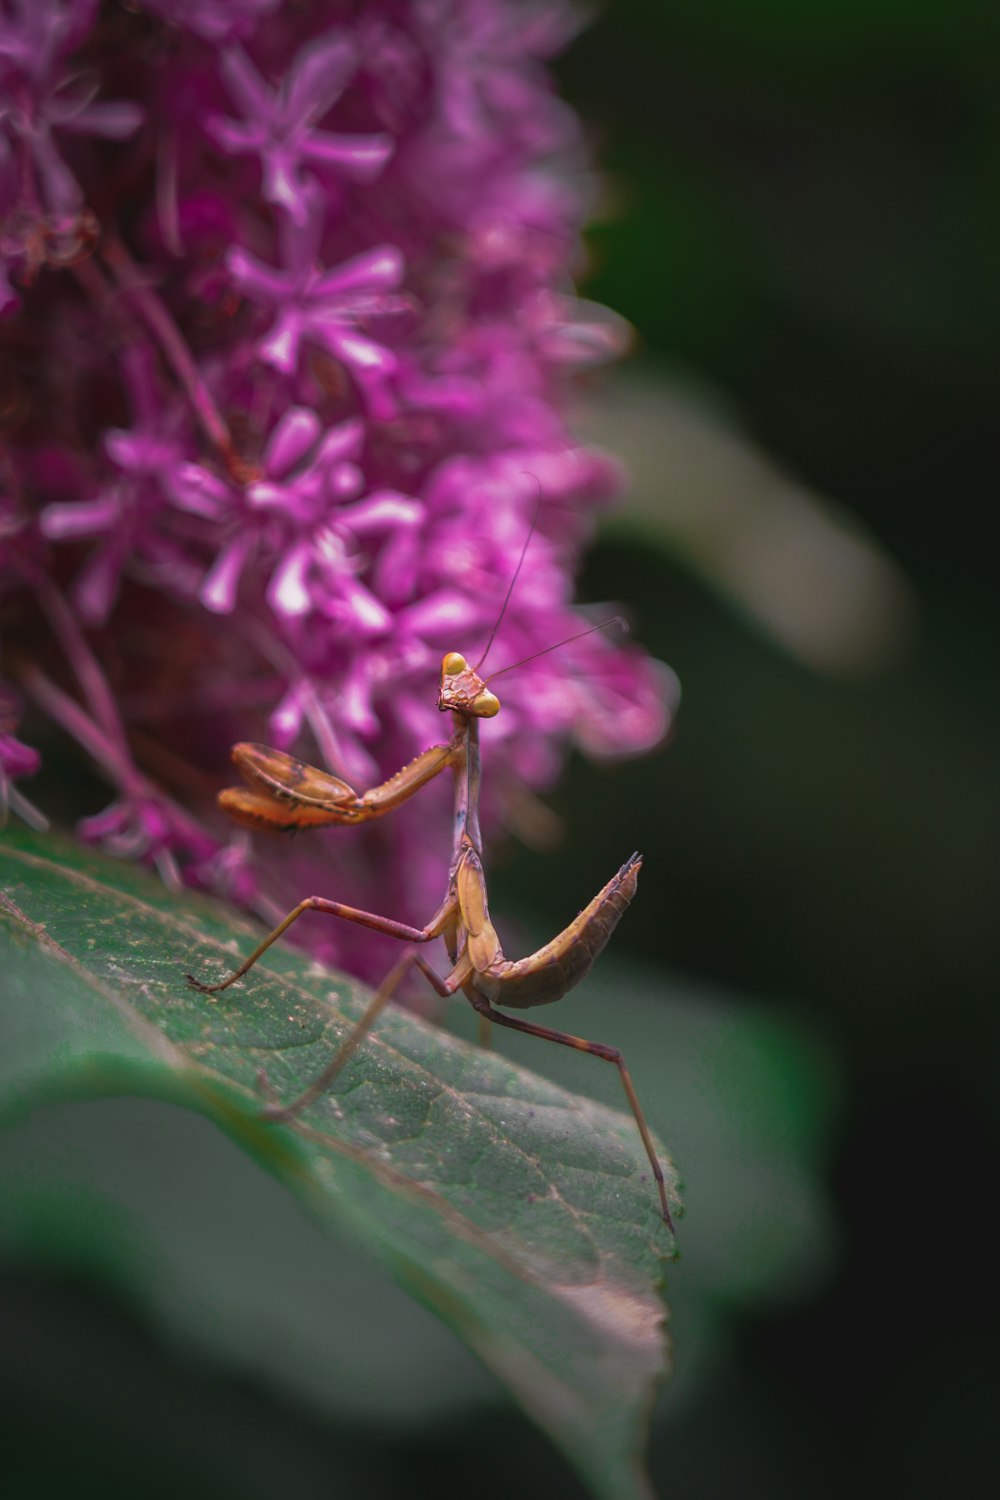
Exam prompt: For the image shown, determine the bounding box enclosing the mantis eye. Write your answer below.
[472,689,500,718]
[442,652,468,677]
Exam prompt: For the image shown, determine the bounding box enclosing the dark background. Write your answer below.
[4,3,998,1496]
[540,1,998,1494]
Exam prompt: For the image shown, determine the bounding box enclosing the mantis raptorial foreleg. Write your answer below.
[218,740,461,834]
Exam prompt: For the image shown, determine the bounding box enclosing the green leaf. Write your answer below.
[0,826,680,1500]
[474,932,841,1416]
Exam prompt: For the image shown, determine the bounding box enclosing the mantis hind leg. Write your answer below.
[470,1000,674,1229]
[262,947,471,1121]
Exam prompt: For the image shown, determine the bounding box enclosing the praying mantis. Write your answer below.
[188,582,674,1229]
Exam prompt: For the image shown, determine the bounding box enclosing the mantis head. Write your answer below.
[438,653,501,718]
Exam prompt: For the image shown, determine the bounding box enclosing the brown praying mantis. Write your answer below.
[188,579,674,1229]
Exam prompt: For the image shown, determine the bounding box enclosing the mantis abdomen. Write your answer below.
[464,851,643,1010]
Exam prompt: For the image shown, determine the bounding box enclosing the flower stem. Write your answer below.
[101,236,237,471]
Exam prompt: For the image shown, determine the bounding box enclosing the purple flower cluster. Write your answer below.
[1,0,672,973]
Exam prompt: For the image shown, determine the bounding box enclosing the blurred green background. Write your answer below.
[3,2,998,1496]
[541,1,998,1493]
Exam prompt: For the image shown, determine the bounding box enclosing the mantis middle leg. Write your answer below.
[187,893,457,995]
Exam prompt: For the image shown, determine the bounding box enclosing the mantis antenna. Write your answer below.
[473,484,544,675]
